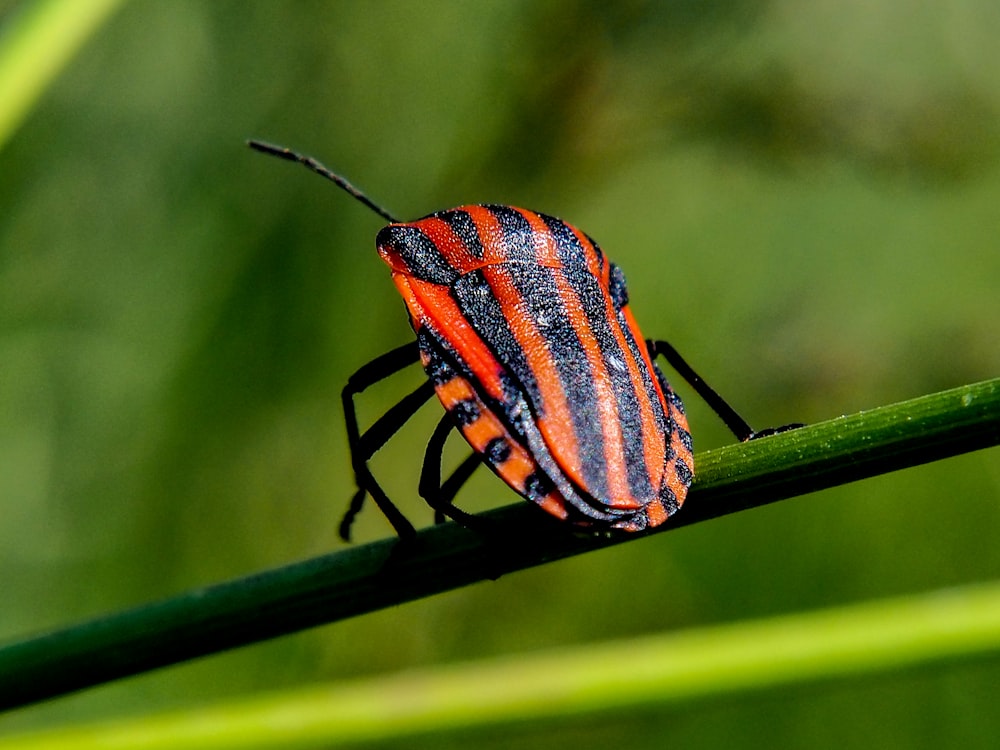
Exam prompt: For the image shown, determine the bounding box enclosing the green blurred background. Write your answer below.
[1,0,999,746]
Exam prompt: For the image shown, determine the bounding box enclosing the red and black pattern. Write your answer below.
[248,140,801,540]
[387,205,692,531]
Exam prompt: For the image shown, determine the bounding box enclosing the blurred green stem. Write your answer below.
[0,0,124,148]
[7,580,1000,749]
[0,378,998,711]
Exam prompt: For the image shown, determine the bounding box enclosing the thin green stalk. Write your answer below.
[6,580,1000,749]
[0,0,125,148]
[0,378,997,711]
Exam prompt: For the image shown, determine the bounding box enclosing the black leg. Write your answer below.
[419,414,484,527]
[647,339,803,442]
[340,342,433,540]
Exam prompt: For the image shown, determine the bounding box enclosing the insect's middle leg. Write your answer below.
[419,414,484,527]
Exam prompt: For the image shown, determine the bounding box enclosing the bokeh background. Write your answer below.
[1,1,999,746]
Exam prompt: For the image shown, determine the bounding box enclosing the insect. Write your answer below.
[249,140,798,540]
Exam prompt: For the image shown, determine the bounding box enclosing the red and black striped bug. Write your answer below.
[249,140,798,540]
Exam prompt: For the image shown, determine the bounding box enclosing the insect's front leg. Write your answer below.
[341,341,431,540]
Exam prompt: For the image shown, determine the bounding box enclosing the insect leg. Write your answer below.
[419,414,483,527]
[341,341,432,540]
[647,339,802,441]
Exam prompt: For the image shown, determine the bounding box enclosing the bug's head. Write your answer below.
[375,221,461,285]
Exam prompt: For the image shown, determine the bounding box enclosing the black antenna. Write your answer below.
[247,140,401,224]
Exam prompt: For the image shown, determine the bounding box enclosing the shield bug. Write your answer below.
[249,141,799,540]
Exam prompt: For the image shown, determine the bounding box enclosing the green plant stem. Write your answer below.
[0,0,125,148]
[6,580,1000,749]
[0,378,997,712]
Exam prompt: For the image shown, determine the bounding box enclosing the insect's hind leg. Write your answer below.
[341,341,433,540]
[646,339,803,441]
[419,414,485,528]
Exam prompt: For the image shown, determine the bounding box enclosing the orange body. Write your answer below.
[377,204,693,530]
